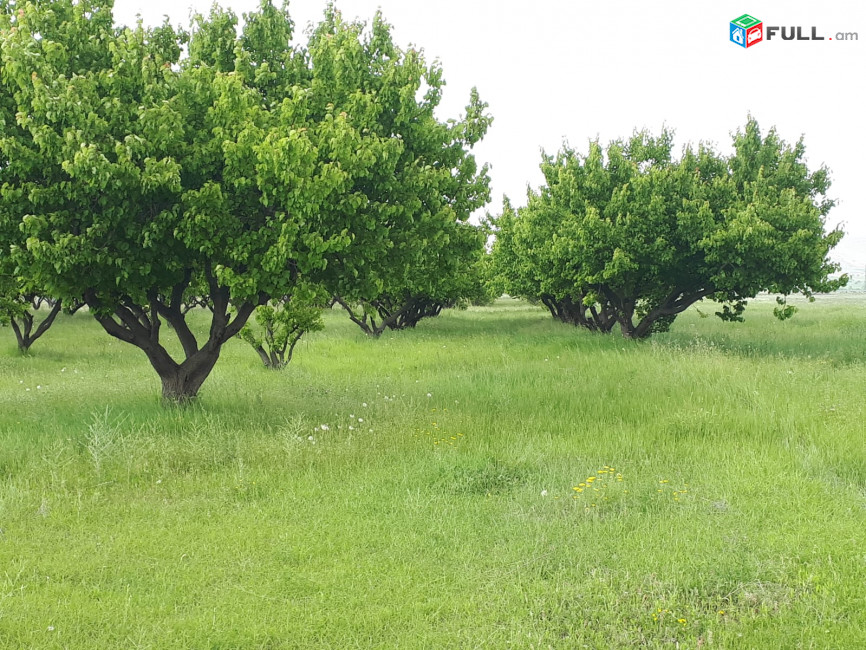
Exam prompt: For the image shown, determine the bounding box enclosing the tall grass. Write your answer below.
[1,296,864,647]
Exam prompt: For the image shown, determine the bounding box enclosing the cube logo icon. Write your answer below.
[730,14,763,48]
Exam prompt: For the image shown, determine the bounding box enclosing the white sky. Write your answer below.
[113,0,866,271]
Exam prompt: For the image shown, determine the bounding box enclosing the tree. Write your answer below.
[308,9,492,337]
[334,222,491,337]
[489,197,619,332]
[237,286,325,370]
[0,286,81,353]
[0,1,475,401]
[0,0,81,352]
[491,118,846,339]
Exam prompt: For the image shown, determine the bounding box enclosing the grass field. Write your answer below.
[1,296,865,648]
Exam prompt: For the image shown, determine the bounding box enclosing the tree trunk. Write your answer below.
[629,288,716,339]
[9,299,64,353]
[252,344,274,369]
[85,273,262,404]
[334,296,380,336]
[152,347,222,404]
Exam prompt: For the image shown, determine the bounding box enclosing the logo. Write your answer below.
[729,14,859,48]
[731,14,763,48]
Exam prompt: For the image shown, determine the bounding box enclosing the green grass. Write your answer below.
[1,296,865,648]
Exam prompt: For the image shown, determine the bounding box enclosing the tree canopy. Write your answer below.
[0,0,491,400]
[310,9,492,337]
[490,119,846,339]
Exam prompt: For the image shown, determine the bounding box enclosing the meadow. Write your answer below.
[1,296,865,648]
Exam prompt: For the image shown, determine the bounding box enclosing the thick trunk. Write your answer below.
[540,295,560,320]
[155,349,221,403]
[136,329,226,403]
[606,286,717,339]
[86,274,263,404]
[619,321,639,339]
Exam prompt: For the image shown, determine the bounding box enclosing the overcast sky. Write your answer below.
[112,0,866,270]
